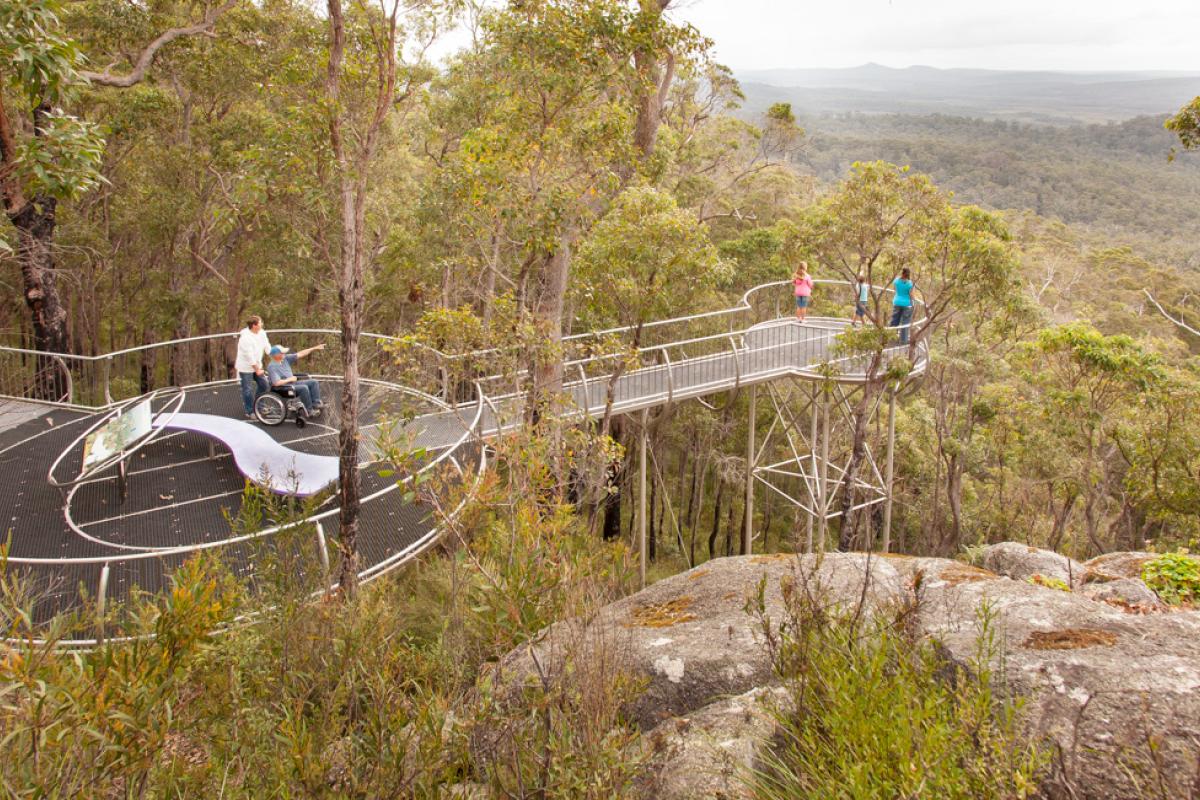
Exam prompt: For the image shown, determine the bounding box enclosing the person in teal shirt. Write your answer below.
[889,268,915,344]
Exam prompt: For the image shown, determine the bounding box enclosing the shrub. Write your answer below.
[1027,574,1071,592]
[748,570,1046,799]
[1141,552,1200,605]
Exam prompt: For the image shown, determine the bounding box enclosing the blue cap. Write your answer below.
[269,345,288,355]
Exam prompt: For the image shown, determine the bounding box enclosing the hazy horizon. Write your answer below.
[735,62,1200,77]
[668,0,1200,74]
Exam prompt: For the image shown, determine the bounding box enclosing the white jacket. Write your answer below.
[235,327,272,373]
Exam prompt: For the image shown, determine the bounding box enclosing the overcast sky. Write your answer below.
[664,0,1200,72]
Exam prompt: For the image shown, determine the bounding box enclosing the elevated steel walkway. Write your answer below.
[0,280,926,644]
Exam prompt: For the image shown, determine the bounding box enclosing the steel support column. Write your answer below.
[638,407,648,590]
[816,384,830,551]
[744,384,756,555]
[806,381,817,551]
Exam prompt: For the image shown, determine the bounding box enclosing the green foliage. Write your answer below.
[750,582,1046,799]
[575,185,729,330]
[1166,97,1200,155]
[0,0,83,103]
[1141,552,1200,606]
[0,555,241,796]
[766,102,795,126]
[0,0,105,200]
[793,160,1019,348]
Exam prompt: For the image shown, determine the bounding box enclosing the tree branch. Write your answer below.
[1143,288,1200,339]
[80,0,239,88]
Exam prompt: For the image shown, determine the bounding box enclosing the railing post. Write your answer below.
[744,384,755,556]
[881,384,897,554]
[661,350,674,405]
[728,336,741,389]
[576,363,591,420]
[638,408,648,590]
[96,562,110,644]
[102,356,114,406]
[315,522,331,584]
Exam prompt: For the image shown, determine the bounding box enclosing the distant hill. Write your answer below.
[789,112,1200,268]
[737,64,1200,124]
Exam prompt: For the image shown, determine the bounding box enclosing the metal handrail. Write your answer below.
[0,279,927,371]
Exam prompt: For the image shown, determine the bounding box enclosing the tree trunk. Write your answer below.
[531,232,574,413]
[838,384,877,550]
[943,454,965,555]
[708,479,725,558]
[648,460,658,562]
[601,418,625,541]
[1,98,72,399]
[631,1,675,163]
[688,461,706,567]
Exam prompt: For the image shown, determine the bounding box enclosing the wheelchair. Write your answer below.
[253,378,318,428]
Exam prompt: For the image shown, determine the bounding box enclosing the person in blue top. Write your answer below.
[851,274,869,328]
[889,268,915,345]
[266,343,327,415]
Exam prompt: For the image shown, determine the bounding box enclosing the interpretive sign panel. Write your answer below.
[82,399,153,471]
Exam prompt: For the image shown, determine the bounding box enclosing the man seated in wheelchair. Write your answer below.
[266,343,327,416]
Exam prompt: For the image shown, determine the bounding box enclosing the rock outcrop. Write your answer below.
[633,686,788,800]
[913,555,1200,798]
[484,544,1200,799]
[486,553,904,733]
[980,541,1086,586]
[1077,577,1164,609]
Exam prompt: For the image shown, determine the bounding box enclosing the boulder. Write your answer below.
[487,553,905,731]
[916,572,1200,798]
[1081,551,1159,582]
[1077,577,1164,610]
[1083,550,1200,586]
[980,542,1085,587]
[632,686,788,800]
[881,554,1001,589]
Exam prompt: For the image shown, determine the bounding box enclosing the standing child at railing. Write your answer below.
[792,262,814,322]
[852,274,869,328]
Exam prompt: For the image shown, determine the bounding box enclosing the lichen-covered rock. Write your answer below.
[486,553,905,732]
[1083,550,1200,586]
[916,573,1200,798]
[1081,551,1159,582]
[980,542,1086,586]
[882,554,1000,589]
[1077,577,1164,610]
[631,686,788,800]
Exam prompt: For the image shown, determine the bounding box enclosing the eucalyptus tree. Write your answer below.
[0,0,104,394]
[322,0,451,594]
[793,162,1019,550]
[1015,323,1165,555]
[0,0,240,346]
[423,0,706,419]
[65,0,329,381]
[573,185,726,534]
